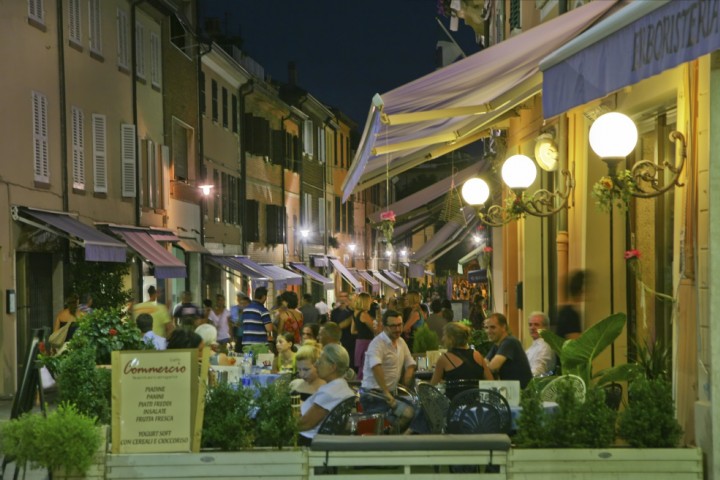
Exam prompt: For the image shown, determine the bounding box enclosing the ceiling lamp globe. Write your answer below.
[501,155,537,190]
[589,112,638,158]
[461,178,490,205]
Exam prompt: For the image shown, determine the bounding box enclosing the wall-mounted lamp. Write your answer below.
[461,154,574,227]
[348,243,357,253]
[385,248,393,258]
[199,184,214,196]
[300,229,310,239]
[589,112,687,199]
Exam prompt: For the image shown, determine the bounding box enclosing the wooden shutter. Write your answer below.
[117,9,129,69]
[303,119,314,156]
[92,114,107,193]
[150,31,161,88]
[160,144,170,208]
[135,22,145,79]
[32,91,49,183]
[71,106,85,189]
[28,0,44,23]
[89,0,102,54]
[69,0,81,44]
[246,200,259,242]
[121,123,136,197]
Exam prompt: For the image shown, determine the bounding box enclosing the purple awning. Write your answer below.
[20,208,127,262]
[260,264,303,290]
[328,257,362,292]
[382,270,408,290]
[208,256,269,287]
[372,270,402,291]
[289,262,334,288]
[109,227,185,278]
[354,270,380,295]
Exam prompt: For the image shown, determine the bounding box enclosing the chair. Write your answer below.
[446,388,512,435]
[317,395,358,435]
[444,378,480,400]
[540,374,586,403]
[416,383,450,433]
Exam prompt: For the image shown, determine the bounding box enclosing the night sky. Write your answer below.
[198,0,481,125]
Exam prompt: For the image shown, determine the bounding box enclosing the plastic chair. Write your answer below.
[446,388,512,435]
[317,395,358,435]
[416,383,450,433]
[540,374,586,403]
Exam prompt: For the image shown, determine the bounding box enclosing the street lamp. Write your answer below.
[461,154,574,227]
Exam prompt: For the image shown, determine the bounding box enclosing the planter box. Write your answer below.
[507,448,703,480]
[106,449,307,479]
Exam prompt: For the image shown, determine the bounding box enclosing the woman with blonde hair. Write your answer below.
[53,293,83,344]
[431,321,493,400]
[351,292,375,380]
[290,341,326,400]
[402,290,427,352]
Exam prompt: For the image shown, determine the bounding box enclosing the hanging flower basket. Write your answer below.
[592,170,637,213]
[379,211,396,246]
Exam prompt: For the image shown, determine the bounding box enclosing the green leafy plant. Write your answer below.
[69,249,132,310]
[69,307,147,364]
[0,403,101,476]
[55,344,111,424]
[514,383,546,448]
[242,343,270,360]
[412,324,439,354]
[202,382,256,450]
[618,376,682,447]
[254,378,298,449]
[633,336,671,381]
[591,170,637,213]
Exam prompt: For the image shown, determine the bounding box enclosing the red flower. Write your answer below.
[624,249,641,260]
[380,210,396,222]
[109,328,118,336]
[38,341,46,354]
[483,246,493,253]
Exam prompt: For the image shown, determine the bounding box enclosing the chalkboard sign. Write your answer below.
[10,327,49,419]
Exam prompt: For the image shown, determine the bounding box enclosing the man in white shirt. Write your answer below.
[136,313,167,350]
[525,311,557,377]
[208,294,231,346]
[360,309,416,431]
[315,298,329,323]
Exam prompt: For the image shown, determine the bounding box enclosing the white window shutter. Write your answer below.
[69,0,81,43]
[71,106,85,189]
[150,31,161,88]
[32,91,49,183]
[121,123,136,197]
[318,197,325,235]
[92,114,107,193]
[28,0,44,23]
[116,9,128,69]
[147,139,156,208]
[161,145,170,209]
[88,0,102,55]
[135,22,145,79]
[318,129,326,163]
[303,119,314,156]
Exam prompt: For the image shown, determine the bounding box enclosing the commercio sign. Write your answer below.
[542,0,720,118]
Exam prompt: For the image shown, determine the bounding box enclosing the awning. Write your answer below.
[289,262,334,288]
[176,238,210,254]
[13,207,126,262]
[541,0,717,118]
[208,256,269,286]
[382,270,408,290]
[148,229,181,242]
[109,226,186,278]
[458,244,486,267]
[411,207,476,263]
[260,264,303,289]
[372,270,402,291]
[426,217,480,265]
[354,269,380,295]
[342,0,618,200]
[328,257,362,291]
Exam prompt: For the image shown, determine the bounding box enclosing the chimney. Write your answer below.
[288,61,297,86]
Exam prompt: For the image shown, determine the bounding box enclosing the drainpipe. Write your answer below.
[131,1,142,227]
[56,0,68,213]
[239,80,255,255]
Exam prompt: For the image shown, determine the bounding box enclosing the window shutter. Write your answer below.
[231,94,238,133]
[28,0,44,23]
[246,200,259,242]
[32,91,49,183]
[271,130,284,165]
[266,205,276,244]
[150,31,161,88]
[160,144,170,208]
[211,80,218,122]
[89,0,102,54]
[303,119,314,156]
[92,114,107,193]
[318,197,325,236]
[121,123,136,197]
[348,200,355,235]
[146,139,156,208]
[222,87,228,128]
[71,106,85,189]
[69,0,81,44]
[318,128,326,163]
[135,22,145,79]
[116,9,129,69]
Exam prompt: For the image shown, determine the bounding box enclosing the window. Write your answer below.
[318,128,326,163]
[246,200,259,242]
[91,114,107,193]
[28,0,44,25]
[318,197,325,235]
[222,172,229,222]
[509,0,522,32]
[211,80,218,122]
[213,170,220,222]
[199,71,205,115]
[88,0,102,55]
[120,123,136,197]
[68,0,81,45]
[135,22,145,79]
[266,205,286,244]
[222,87,228,128]
[150,31,161,88]
[71,106,85,190]
[32,91,49,183]
[171,119,193,180]
[116,9,129,69]
[231,94,238,133]
[170,14,190,57]
[303,119,314,157]
[303,193,312,227]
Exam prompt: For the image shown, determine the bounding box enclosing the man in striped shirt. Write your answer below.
[242,286,272,345]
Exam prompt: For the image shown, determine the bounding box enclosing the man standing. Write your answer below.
[525,311,557,377]
[230,292,250,353]
[315,297,330,323]
[330,291,355,368]
[208,294,232,346]
[172,291,203,329]
[485,312,533,388]
[133,285,172,338]
[300,293,320,325]
[360,310,416,431]
[242,286,273,345]
[556,270,586,339]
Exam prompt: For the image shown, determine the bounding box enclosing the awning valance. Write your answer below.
[328,257,362,292]
[208,256,269,286]
[372,270,402,291]
[354,269,380,295]
[13,207,127,262]
[108,226,186,278]
[289,262,334,288]
[342,0,618,200]
[382,270,408,290]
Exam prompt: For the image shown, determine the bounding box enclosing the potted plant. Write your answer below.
[412,324,439,355]
[617,376,682,448]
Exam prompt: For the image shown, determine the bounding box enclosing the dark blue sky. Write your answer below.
[199,0,480,125]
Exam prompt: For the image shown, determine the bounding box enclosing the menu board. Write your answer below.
[111,349,200,453]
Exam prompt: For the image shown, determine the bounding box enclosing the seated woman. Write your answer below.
[301,324,320,344]
[195,324,233,366]
[289,342,326,401]
[272,332,296,374]
[297,344,356,446]
[431,321,493,400]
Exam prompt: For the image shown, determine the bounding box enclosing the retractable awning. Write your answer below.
[354,270,380,295]
[425,217,480,265]
[458,244,486,267]
[328,257,362,292]
[260,264,303,290]
[208,256,269,286]
[382,270,408,290]
[176,238,210,254]
[342,0,617,200]
[289,262,334,288]
[411,207,476,263]
[13,206,126,262]
[108,226,186,278]
[372,270,402,291]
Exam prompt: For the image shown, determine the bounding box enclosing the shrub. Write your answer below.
[0,412,43,468]
[55,345,111,424]
[69,249,132,310]
[254,378,298,449]
[412,324,439,354]
[69,307,147,364]
[202,382,256,450]
[514,383,546,448]
[618,376,682,447]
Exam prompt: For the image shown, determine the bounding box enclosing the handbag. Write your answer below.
[48,321,71,350]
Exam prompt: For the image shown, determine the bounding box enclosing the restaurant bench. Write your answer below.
[309,433,511,478]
